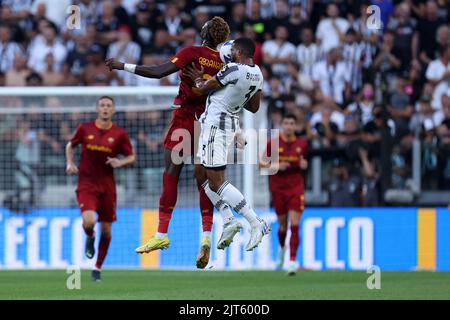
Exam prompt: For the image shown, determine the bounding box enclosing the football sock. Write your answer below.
[95,235,111,270]
[290,225,300,261]
[217,181,260,228]
[202,231,211,240]
[278,229,287,247]
[198,182,214,232]
[203,183,235,223]
[158,172,178,233]
[156,232,167,239]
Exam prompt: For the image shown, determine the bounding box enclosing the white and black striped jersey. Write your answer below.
[199,62,264,131]
[296,43,323,77]
[342,41,372,92]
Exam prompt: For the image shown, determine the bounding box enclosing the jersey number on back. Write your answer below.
[233,85,256,112]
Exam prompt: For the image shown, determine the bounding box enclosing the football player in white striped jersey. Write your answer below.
[184,38,270,251]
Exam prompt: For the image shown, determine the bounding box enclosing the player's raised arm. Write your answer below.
[105,59,179,79]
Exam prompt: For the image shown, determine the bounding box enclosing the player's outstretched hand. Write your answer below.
[66,162,79,175]
[105,58,124,71]
[106,157,123,168]
[183,62,204,81]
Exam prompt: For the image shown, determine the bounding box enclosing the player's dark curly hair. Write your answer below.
[201,16,230,48]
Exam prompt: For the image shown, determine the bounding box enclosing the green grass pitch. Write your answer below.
[0,270,449,300]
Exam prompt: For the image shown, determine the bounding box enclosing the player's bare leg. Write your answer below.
[287,210,302,276]
[92,222,112,282]
[82,210,97,259]
[205,169,269,251]
[136,149,183,253]
[276,214,288,270]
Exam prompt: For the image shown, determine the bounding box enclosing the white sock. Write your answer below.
[202,231,211,239]
[204,183,235,223]
[156,232,167,239]
[217,181,260,228]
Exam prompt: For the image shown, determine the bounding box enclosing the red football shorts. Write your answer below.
[76,184,117,222]
[163,110,200,157]
[271,189,305,216]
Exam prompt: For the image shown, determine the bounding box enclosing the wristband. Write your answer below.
[124,63,136,73]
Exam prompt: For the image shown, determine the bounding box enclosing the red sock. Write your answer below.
[95,236,111,269]
[158,172,179,233]
[289,225,300,261]
[198,183,213,232]
[278,229,287,248]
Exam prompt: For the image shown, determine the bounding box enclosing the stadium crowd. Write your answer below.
[0,0,449,207]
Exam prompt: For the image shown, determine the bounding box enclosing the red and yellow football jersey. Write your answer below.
[170,45,224,119]
[70,121,133,189]
[266,134,308,194]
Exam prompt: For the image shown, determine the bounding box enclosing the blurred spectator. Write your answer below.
[410,95,435,134]
[346,83,376,126]
[342,28,366,93]
[0,0,32,24]
[328,157,362,207]
[0,24,24,73]
[388,76,415,141]
[94,0,124,45]
[309,97,345,147]
[107,24,141,85]
[373,30,402,89]
[296,27,322,78]
[286,3,308,46]
[40,53,64,86]
[269,0,289,34]
[81,44,123,86]
[192,6,211,34]
[245,0,271,42]
[416,0,446,65]
[262,25,296,78]
[30,0,72,28]
[352,3,380,48]
[243,24,263,65]
[157,2,190,51]
[315,3,350,53]
[229,1,247,38]
[426,44,450,110]
[130,1,155,50]
[387,2,418,72]
[436,24,450,53]
[312,47,351,107]
[28,22,67,73]
[63,33,91,85]
[5,53,30,86]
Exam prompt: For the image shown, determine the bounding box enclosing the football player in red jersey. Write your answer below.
[105,17,230,268]
[260,114,308,275]
[66,96,136,282]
